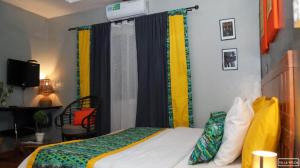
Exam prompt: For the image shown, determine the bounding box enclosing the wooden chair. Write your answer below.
[55,96,101,141]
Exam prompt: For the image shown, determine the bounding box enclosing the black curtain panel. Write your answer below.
[90,23,111,135]
[135,12,169,128]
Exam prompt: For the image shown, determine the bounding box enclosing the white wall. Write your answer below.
[46,7,109,108]
[1,0,261,131]
[47,0,261,128]
[0,2,49,130]
[149,0,261,127]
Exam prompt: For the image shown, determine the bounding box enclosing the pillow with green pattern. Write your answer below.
[188,111,226,165]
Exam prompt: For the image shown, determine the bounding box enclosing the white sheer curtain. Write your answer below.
[110,21,138,132]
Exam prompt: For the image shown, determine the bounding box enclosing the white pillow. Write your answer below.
[214,97,254,166]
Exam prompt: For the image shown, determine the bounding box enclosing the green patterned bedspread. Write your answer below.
[30,127,163,168]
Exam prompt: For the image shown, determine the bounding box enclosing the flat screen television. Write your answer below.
[7,59,40,88]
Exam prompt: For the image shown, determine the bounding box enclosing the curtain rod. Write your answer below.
[68,5,199,31]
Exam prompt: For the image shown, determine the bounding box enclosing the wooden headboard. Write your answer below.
[261,50,297,158]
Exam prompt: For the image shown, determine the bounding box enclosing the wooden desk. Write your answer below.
[0,106,62,112]
[0,106,62,137]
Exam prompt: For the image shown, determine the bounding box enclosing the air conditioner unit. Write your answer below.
[106,0,149,21]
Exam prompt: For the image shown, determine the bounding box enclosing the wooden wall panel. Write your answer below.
[262,50,296,159]
[292,52,300,160]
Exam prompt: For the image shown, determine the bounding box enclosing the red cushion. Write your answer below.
[73,108,95,126]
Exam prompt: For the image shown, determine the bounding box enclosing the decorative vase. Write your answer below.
[35,132,45,142]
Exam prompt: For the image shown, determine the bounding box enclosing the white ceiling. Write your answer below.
[1,0,120,19]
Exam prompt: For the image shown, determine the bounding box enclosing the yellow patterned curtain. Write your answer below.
[77,29,91,98]
[167,9,193,128]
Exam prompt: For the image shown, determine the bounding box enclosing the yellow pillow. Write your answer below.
[252,96,267,113]
[242,97,281,168]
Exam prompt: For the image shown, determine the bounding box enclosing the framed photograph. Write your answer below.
[222,48,238,71]
[219,18,236,41]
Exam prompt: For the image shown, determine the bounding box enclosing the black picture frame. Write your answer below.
[219,18,236,41]
[222,48,238,71]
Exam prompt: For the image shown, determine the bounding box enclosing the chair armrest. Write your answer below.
[81,111,96,129]
[55,108,68,127]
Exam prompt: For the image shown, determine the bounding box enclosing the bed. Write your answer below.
[19,127,241,168]
[19,51,297,168]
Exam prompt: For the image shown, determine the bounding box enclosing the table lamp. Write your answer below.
[252,151,277,168]
[38,79,54,107]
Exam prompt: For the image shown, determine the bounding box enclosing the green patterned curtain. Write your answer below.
[76,26,92,99]
[167,9,193,128]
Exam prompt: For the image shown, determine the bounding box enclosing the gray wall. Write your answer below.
[0,2,49,131]
[261,0,300,75]
[47,0,261,128]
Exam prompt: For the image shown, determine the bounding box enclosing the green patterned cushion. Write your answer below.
[188,111,226,165]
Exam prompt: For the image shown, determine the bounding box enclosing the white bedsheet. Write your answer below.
[175,154,241,168]
[19,128,241,168]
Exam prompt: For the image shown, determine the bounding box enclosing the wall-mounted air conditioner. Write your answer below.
[106,0,149,21]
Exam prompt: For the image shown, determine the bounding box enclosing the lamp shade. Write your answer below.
[252,151,277,168]
[38,79,54,96]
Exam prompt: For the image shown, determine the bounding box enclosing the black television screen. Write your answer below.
[7,59,40,87]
